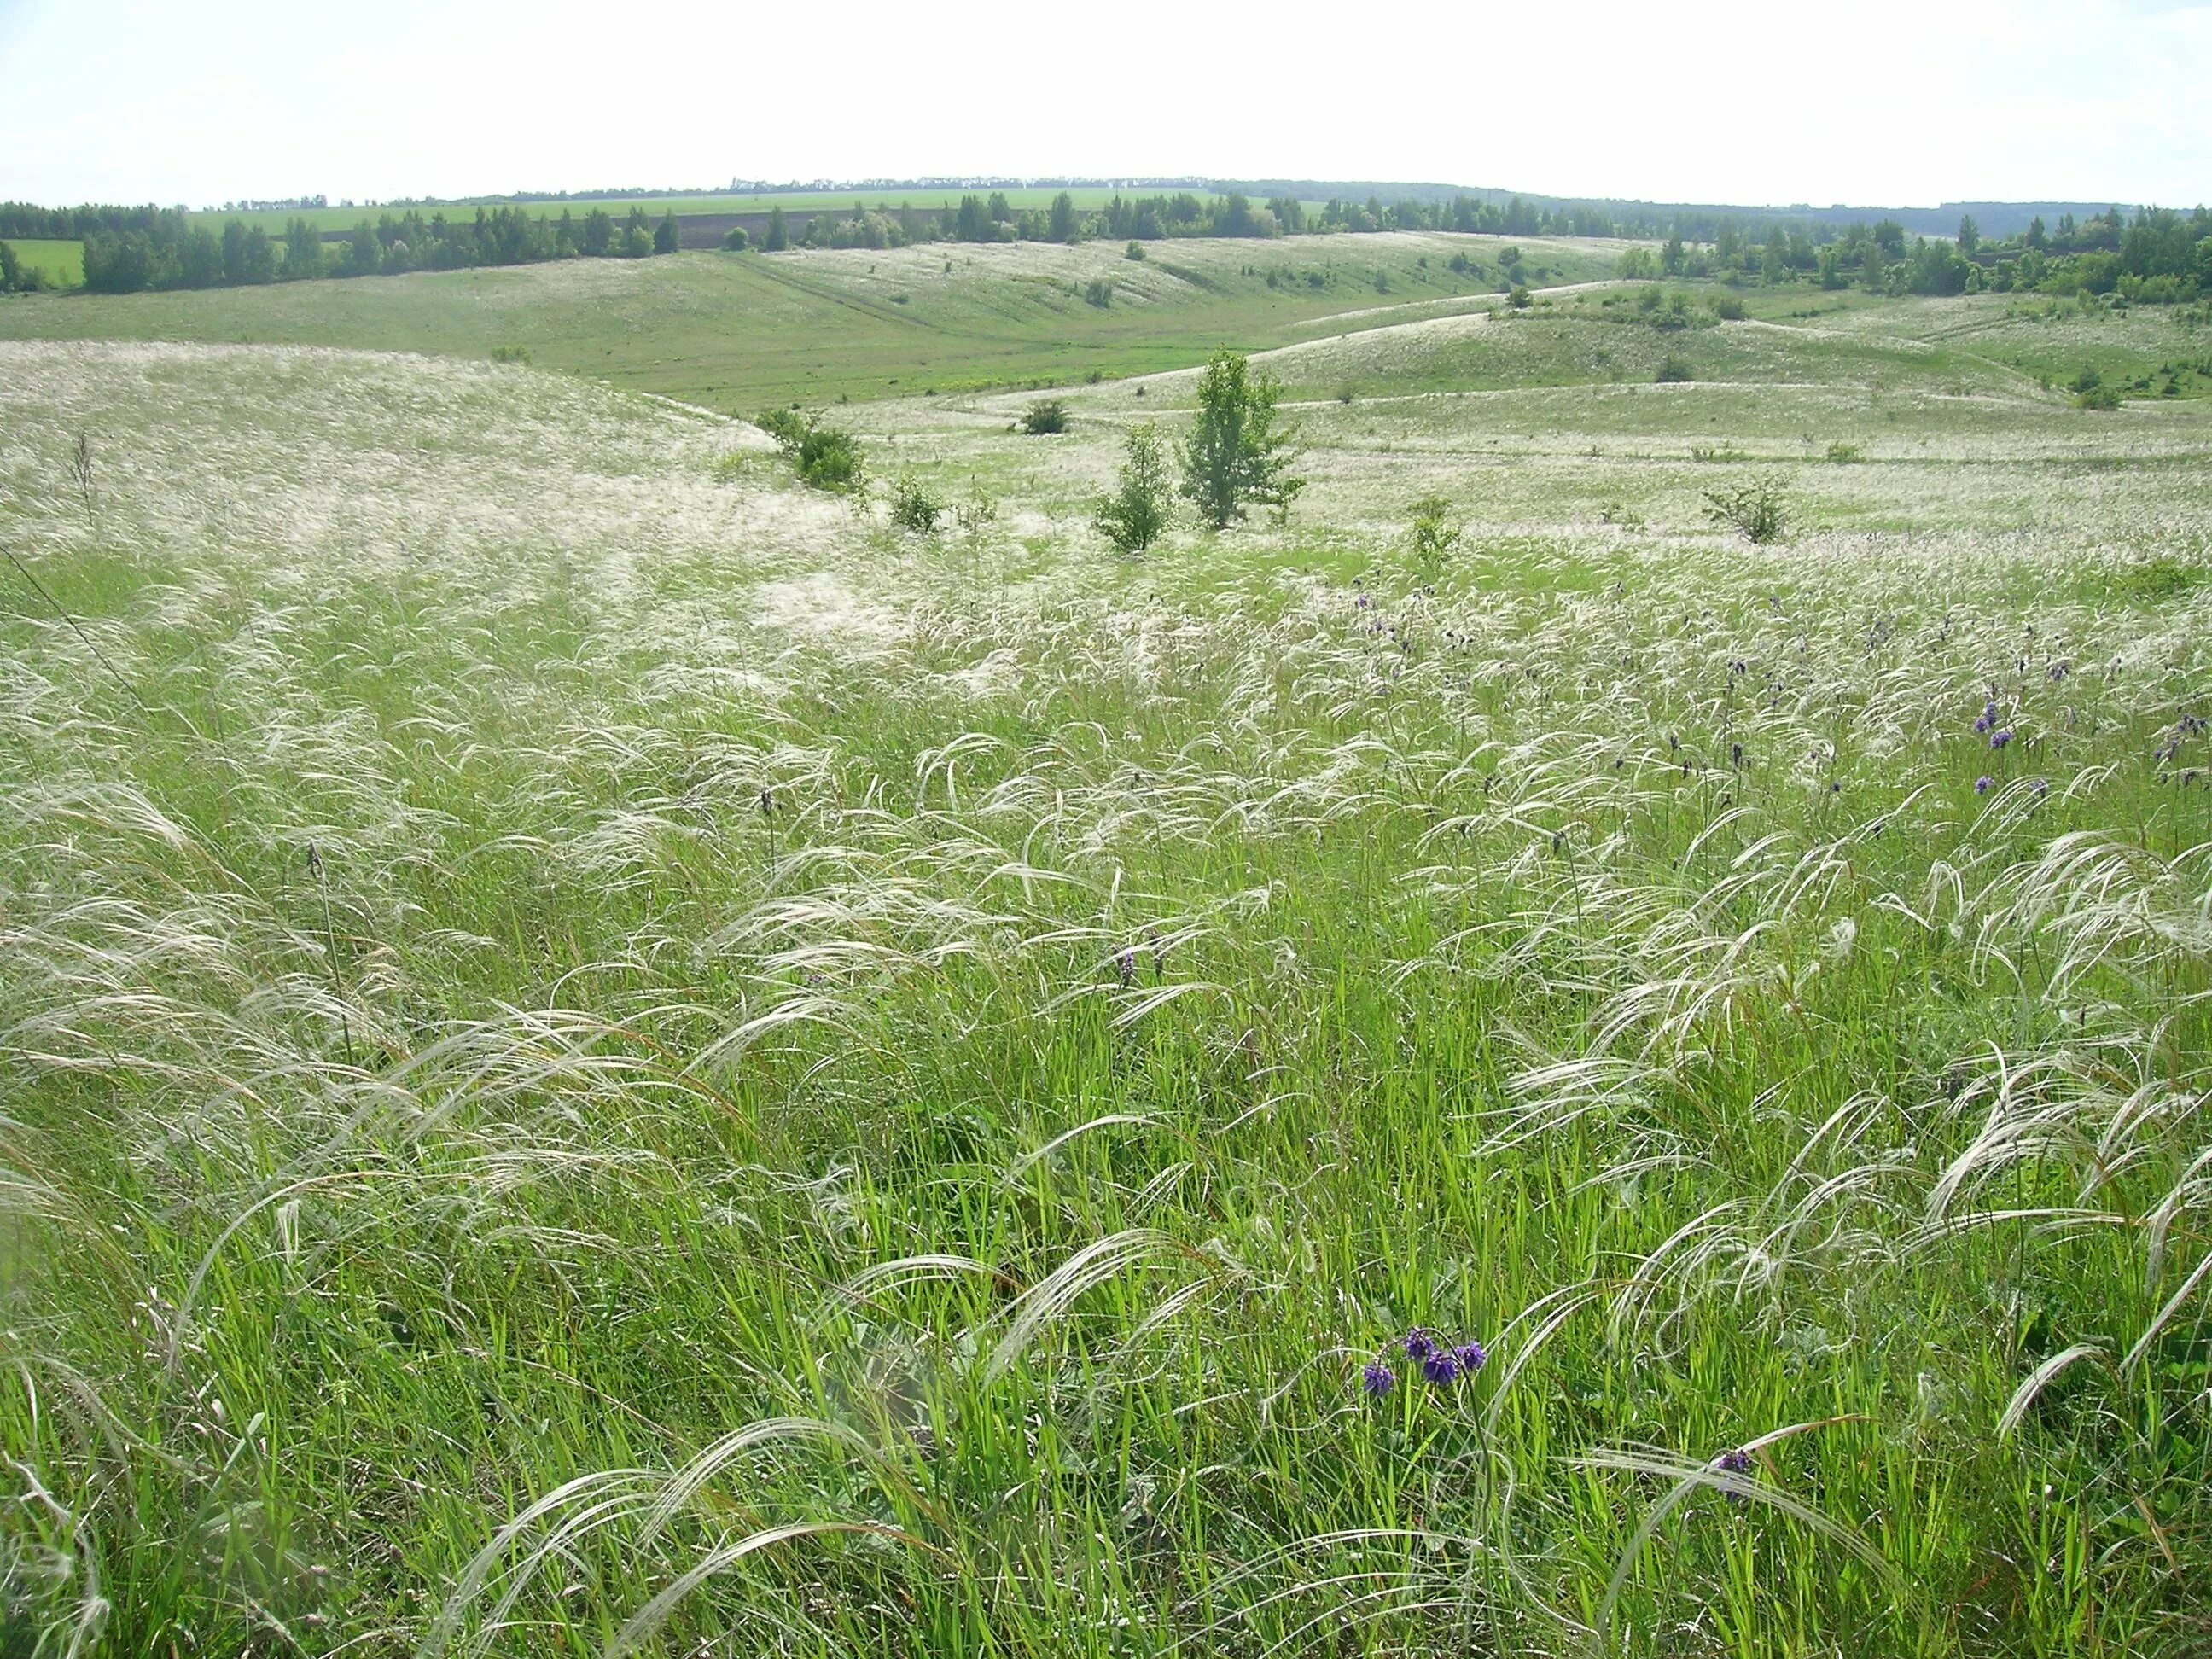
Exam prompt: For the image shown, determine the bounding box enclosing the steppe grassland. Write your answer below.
[0,235,1617,409]
[2,280,2211,1659]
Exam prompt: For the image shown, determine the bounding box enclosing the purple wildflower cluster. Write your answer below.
[1363,1327,1487,1400]
[1714,1446,1755,1505]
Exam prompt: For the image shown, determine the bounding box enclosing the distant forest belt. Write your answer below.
[312,210,886,249]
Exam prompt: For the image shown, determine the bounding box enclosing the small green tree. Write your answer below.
[1179,352,1303,529]
[764,207,789,252]
[1095,422,1174,552]
[653,212,679,255]
[1406,495,1461,583]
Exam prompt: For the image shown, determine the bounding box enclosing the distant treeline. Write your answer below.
[1620,206,2212,303]
[43,204,684,294]
[11,191,2209,306]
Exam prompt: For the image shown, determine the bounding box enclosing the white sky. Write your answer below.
[3,0,2208,209]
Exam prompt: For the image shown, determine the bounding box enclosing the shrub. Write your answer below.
[1095,422,1174,553]
[889,474,944,533]
[1656,355,1694,383]
[1825,441,1865,463]
[1179,351,1304,529]
[2076,385,2123,410]
[1124,241,1146,261]
[1084,278,1114,309]
[721,226,750,251]
[1704,480,1790,544]
[1508,285,1532,309]
[1407,495,1461,579]
[488,345,531,364]
[1017,399,1069,435]
[1712,294,1746,322]
[755,408,864,492]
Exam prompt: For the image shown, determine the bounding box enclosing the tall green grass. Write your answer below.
[0,334,2209,1656]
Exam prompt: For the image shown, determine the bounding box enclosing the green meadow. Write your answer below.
[3,235,2210,1656]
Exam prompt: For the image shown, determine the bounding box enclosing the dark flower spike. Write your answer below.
[1361,1362,1395,1399]
[1421,1349,1462,1386]
[1454,1340,1487,1375]
[1401,1329,1436,1362]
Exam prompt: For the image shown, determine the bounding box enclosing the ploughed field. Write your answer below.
[2,249,2211,1656]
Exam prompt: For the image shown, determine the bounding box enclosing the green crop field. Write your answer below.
[3,236,2211,1657]
[0,237,85,288]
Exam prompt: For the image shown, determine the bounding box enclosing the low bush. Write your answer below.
[1085,278,1114,308]
[889,474,945,533]
[1017,399,1069,435]
[1704,479,1790,544]
[1656,355,1695,383]
[755,407,864,491]
[488,345,531,364]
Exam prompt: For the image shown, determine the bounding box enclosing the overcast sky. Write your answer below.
[3,0,2207,209]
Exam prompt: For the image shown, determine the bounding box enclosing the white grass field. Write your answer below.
[3,255,2211,1656]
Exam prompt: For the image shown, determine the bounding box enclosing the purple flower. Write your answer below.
[1401,1329,1436,1362]
[1454,1340,1487,1375]
[1421,1349,1462,1387]
[1716,1447,1753,1476]
[1361,1362,1395,1399]
[1975,775,1994,795]
[1973,717,1990,735]
[1990,728,2013,750]
[1983,700,1999,725]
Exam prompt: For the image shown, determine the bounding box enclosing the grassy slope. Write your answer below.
[3,277,2211,1656]
[0,235,1615,409]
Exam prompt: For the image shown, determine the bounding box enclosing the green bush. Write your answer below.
[1656,355,1695,383]
[720,226,750,251]
[1713,294,1747,322]
[1124,241,1146,261]
[1017,399,1069,435]
[1085,278,1115,308]
[488,345,531,365]
[1095,422,1174,553]
[755,408,864,492]
[1508,285,1532,309]
[1704,479,1790,544]
[889,474,945,533]
[1825,441,1865,463]
[2076,385,2123,410]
